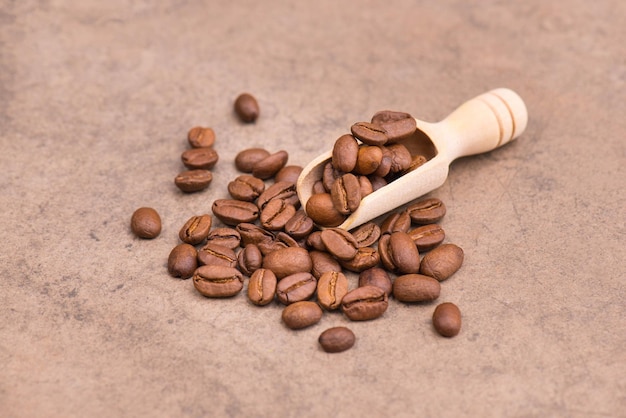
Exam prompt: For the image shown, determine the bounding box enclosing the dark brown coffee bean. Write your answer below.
[319,327,355,353]
[276,272,317,305]
[262,247,312,279]
[322,161,343,192]
[339,246,380,273]
[352,222,381,248]
[373,146,393,177]
[393,274,441,302]
[175,169,213,193]
[406,197,446,224]
[407,224,445,252]
[238,243,263,276]
[274,165,303,185]
[320,228,358,261]
[205,227,241,249]
[212,199,259,226]
[284,210,314,239]
[260,199,297,231]
[228,175,265,201]
[371,110,412,125]
[354,145,383,175]
[358,175,374,198]
[312,180,326,194]
[178,214,212,245]
[181,147,219,170]
[252,150,288,180]
[193,265,243,297]
[332,134,359,173]
[167,243,198,279]
[236,223,275,247]
[306,231,326,252]
[256,181,298,210]
[187,126,216,148]
[247,268,276,306]
[358,267,392,296]
[379,117,416,143]
[380,211,411,235]
[331,173,361,215]
[235,148,270,172]
[341,286,388,321]
[234,93,260,123]
[351,121,388,146]
[405,154,428,173]
[317,271,349,310]
[305,193,346,227]
[309,250,342,279]
[197,243,237,268]
[378,232,421,274]
[432,302,462,337]
[282,301,323,329]
[387,143,412,173]
[419,243,464,281]
[130,207,161,239]
[368,175,387,191]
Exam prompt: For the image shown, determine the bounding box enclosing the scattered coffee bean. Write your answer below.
[235,148,270,172]
[260,198,297,231]
[406,197,446,224]
[352,222,381,247]
[262,247,312,279]
[341,285,388,321]
[309,250,342,279]
[238,243,263,276]
[247,268,277,306]
[228,175,265,201]
[212,199,259,226]
[167,243,198,279]
[358,267,392,296]
[130,207,161,239]
[392,274,441,302]
[379,231,421,274]
[234,93,260,123]
[320,228,358,261]
[197,243,238,268]
[178,214,212,245]
[252,150,288,180]
[407,224,445,252]
[276,272,317,305]
[317,271,349,310]
[257,181,298,210]
[339,246,380,273]
[175,169,213,193]
[181,147,219,170]
[420,243,464,281]
[284,210,315,240]
[432,302,462,337]
[281,301,323,329]
[319,327,356,353]
[187,126,216,148]
[274,165,303,184]
[205,227,241,249]
[371,110,412,125]
[193,265,243,297]
[380,211,411,235]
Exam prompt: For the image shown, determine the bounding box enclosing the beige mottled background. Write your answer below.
[1,1,624,417]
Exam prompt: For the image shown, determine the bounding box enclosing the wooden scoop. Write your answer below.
[296,88,528,230]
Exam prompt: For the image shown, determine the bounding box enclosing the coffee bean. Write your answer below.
[405,154,428,173]
[197,243,237,268]
[358,267,392,296]
[354,145,383,175]
[316,271,349,310]
[234,93,260,123]
[260,198,297,231]
[309,250,341,279]
[281,301,323,329]
[407,224,445,252]
[358,175,374,198]
[319,326,355,353]
[378,117,416,143]
[352,222,381,248]
[238,243,263,276]
[284,210,314,239]
[378,232,421,274]
[306,231,326,252]
[262,247,312,279]
[419,243,464,281]
[175,169,213,193]
[371,110,412,125]
[247,268,276,306]
[341,285,388,321]
[368,175,387,191]
[373,146,393,177]
[252,150,288,180]
[332,134,359,173]
[235,148,270,173]
[237,223,275,247]
[305,193,346,227]
[275,231,301,249]
[392,274,441,302]
[380,211,411,235]
[130,207,161,239]
[339,246,380,273]
[351,122,388,146]
[387,143,412,173]
[331,173,361,215]
[187,126,216,148]
[193,265,243,297]
[228,175,265,201]
[205,227,241,249]
[274,165,303,185]
[178,214,212,245]
[432,302,462,337]
[167,243,198,279]
[212,199,259,226]
[256,181,298,210]
[276,272,317,305]
[406,197,446,224]
[181,147,219,170]
[312,180,326,195]
[322,161,343,192]
[320,228,358,261]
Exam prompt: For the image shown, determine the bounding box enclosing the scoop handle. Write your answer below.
[436,88,528,160]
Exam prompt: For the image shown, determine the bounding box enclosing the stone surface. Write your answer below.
[0,1,624,417]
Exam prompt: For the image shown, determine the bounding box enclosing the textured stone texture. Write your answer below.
[1,1,624,417]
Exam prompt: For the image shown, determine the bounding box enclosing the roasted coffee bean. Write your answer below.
[167,243,198,279]
[234,92,260,123]
[305,193,346,227]
[312,180,326,194]
[262,247,312,279]
[228,175,265,201]
[322,161,343,192]
[373,146,393,177]
[392,274,441,302]
[175,169,213,193]
[407,224,445,252]
[351,121,388,146]
[358,267,392,296]
[354,145,383,175]
[236,223,275,247]
[193,265,243,297]
[178,214,212,245]
[252,150,288,180]
[432,302,462,337]
[205,227,241,249]
[257,181,299,210]
[187,126,216,148]
[341,285,388,321]
[130,207,161,239]
[320,228,358,261]
[371,110,412,125]
[406,197,446,224]
[405,154,428,173]
[378,117,417,143]
[339,246,380,273]
[332,134,359,173]
[317,271,349,310]
[275,231,301,248]
[284,210,315,239]
[235,148,270,172]
[247,268,276,306]
[309,250,342,279]
[276,272,317,305]
[274,165,303,185]
[212,199,259,226]
[358,175,374,198]
[419,243,464,281]
[330,173,361,215]
[258,239,289,256]
[260,199,297,231]
[181,147,219,170]
[319,327,355,353]
[306,231,326,252]
[378,232,421,274]
[238,243,263,276]
[352,222,381,247]
[380,211,411,235]
[387,143,412,173]
[368,175,387,191]
[197,243,237,268]
[281,301,323,329]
